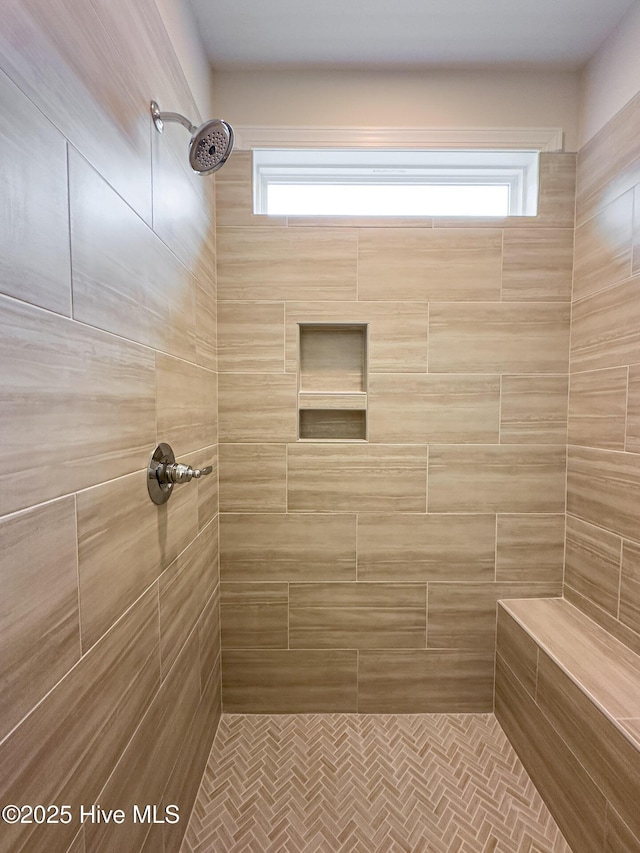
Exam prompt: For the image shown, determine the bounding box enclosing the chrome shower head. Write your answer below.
[150,100,234,175]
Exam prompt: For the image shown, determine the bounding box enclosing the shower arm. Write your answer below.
[150,100,197,135]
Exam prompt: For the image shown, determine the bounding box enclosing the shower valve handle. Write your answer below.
[147,443,213,504]
[160,462,213,484]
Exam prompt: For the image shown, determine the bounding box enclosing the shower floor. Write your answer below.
[180,713,570,853]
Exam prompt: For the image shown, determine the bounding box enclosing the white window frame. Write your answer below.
[252,147,540,217]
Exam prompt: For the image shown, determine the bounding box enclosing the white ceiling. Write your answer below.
[187,0,637,70]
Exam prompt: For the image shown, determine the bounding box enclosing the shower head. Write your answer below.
[150,100,234,175]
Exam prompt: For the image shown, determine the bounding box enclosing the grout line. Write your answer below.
[73,493,84,659]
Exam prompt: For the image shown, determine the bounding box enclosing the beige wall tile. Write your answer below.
[0,498,80,743]
[220,513,356,582]
[496,514,565,583]
[219,445,287,512]
[536,650,640,840]
[567,446,640,541]
[289,582,426,649]
[605,805,640,853]
[221,583,288,648]
[495,654,607,853]
[368,374,500,444]
[634,184,640,276]
[429,303,570,373]
[427,581,561,649]
[496,607,538,698]
[215,180,287,227]
[357,513,495,582]
[156,353,217,457]
[159,520,218,678]
[536,152,577,229]
[358,650,494,713]
[0,587,160,853]
[564,585,640,658]
[215,150,251,182]
[288,444,428,512]
[70,149,197,362]
[218,373,297,442]
[358,228,502,301]
[77,469,198,651]
[621,541,640,636]
[187,445,218,532]
[571,277,640,372]
[568,367,628,451]
[299,324,366,392]
[573,191,634,302]
[198,585,221,692]
[285,301,428,374]
[217,227,357,301]
[502,228,574,302]
[0,70,70,315]
[429,445,566,513]
[0,295,156,517]
[218,302,285,372]
[627,364,640,453]
[500,375,568,444]
[222,650,358,713]
[195,279,217,372]
[565,516,622,619]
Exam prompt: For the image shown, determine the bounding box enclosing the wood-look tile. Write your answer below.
[66,831,85,853]
[218,302,285,373]
[214,150,251,182]
[0,295,156,517]
[502,228,574,302]
[496,514,565,583]
[0,0,152,221]
[195,279,217,372]
[222,650,358,713]
[77,468,198,651]
[221,583,288,648]
[621,541,640,636]
[567,445,640,541]
[159,520,218,678]
[565,515,622,619]
[218,373,297,442]
[85,631,201,853]
[573,191,634,302]
[563,585,640,658]
[358,650,494,713]
[627,364,640,453]
[215,180,287,227]
[70,149,197,361]
[427,581,561,650]
[358,228,502,301]
[0,498,80,743]
[289,582,426,649]
[299,324,366,392]
[500,375,568,444]
[619,718,640,746]
[576,93,640,227]
[155,353,217,458]
[501,598,640,720]
[568,367,628,451]
[429,303,570,373]
[0,586,160,853]
[198,585,220,693]
[428,445,566,513]
[0,68,70,315]
[285,301,428,374]
[220,513,356,581]
[368,374,500,444]
[496,606,538,698]
[218,445,287,512]
[186,445,218,532]
[287,444,427,512]
[571,277,640,371]
[495,654,607,853]
[217,227,357,301]
[634,184,640,276]
[605,804,640,853]
[357,513,496,582]
[536,649,640,840]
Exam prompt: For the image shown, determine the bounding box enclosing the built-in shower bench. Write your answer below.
[495,596,640,852]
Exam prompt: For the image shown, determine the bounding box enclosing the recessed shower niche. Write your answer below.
[297,323,368,440]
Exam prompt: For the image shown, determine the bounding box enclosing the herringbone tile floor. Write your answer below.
[180,713,571,853]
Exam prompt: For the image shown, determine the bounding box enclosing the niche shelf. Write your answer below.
[297,323,368,441]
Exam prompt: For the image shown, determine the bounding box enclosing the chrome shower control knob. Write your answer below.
[147,443,213,504]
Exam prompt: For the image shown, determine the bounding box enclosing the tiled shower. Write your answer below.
[1,0,640,851]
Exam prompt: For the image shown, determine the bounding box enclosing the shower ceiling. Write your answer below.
[187,0,638,69]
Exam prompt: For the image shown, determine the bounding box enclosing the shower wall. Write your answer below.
[566,89,640,652]
[216,150,575,713]
[0,2,220,852]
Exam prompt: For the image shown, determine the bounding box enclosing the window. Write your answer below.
[253,148,539,217]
